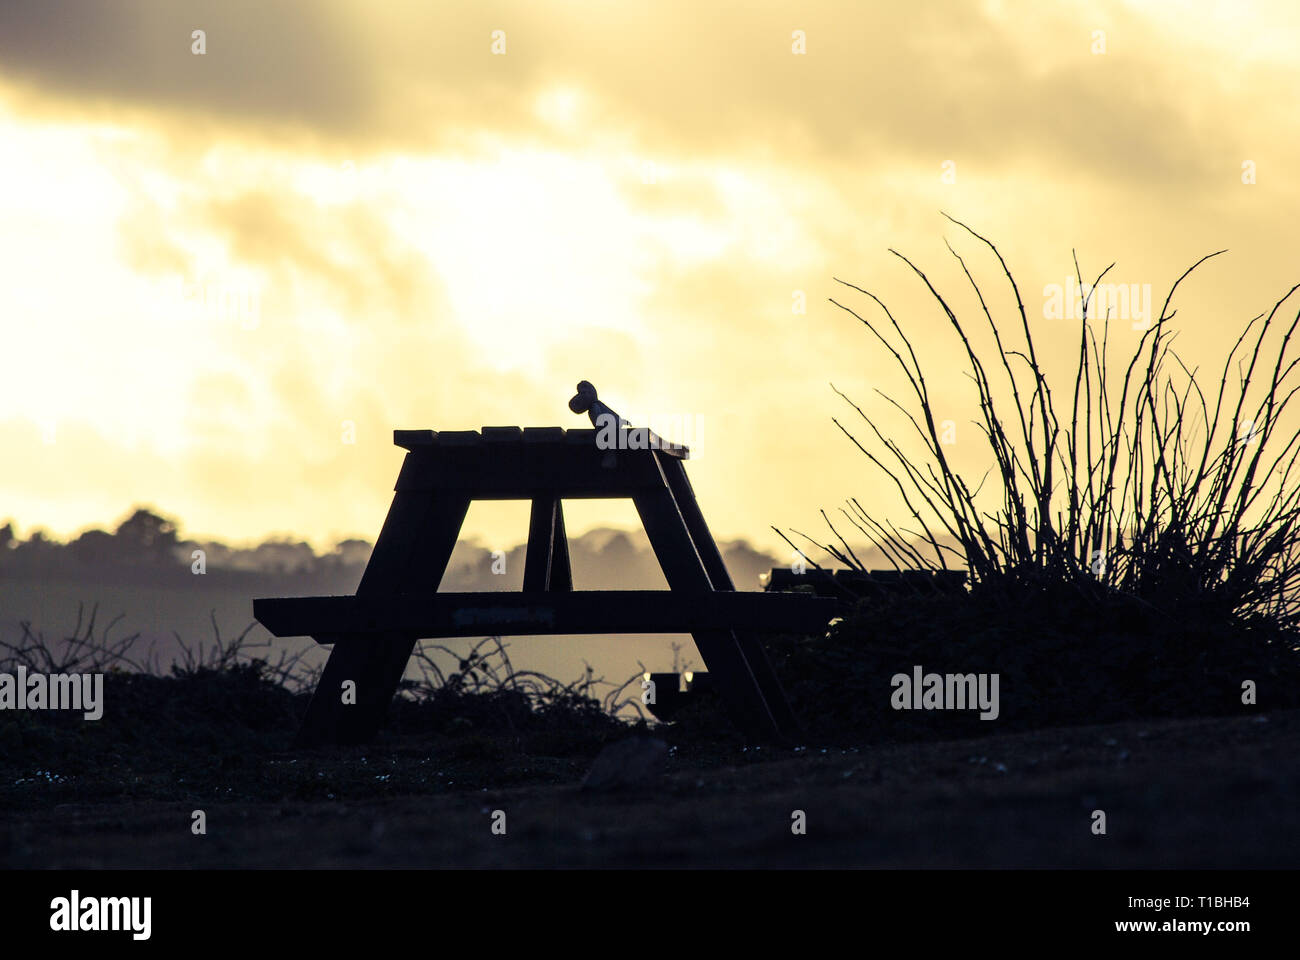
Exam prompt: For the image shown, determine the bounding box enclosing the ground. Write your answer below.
[5,708,1297,868]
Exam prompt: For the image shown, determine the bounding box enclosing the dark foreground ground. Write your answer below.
[4,708,1298,868]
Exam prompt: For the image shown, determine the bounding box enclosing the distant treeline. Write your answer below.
[0,506,785,592]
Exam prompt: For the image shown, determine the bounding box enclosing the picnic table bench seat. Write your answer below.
[762,567,968,599]
[255,589,836,642]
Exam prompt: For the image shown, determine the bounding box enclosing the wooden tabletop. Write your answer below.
[392,427,689,459]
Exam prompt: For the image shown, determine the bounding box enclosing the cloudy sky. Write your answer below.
[2,0,1297,559]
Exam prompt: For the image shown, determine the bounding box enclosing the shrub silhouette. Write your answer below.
[776,217,1300,741]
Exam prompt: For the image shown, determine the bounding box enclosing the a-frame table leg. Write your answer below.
[295,489,470,746]
[633,483,786,740]
[549,499,573,591]
[523,496,573,592]
[656,453,800,737]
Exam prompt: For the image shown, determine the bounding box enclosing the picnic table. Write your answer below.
[254,383,835,744]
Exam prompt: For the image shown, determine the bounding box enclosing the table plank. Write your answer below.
[254,590,836,640]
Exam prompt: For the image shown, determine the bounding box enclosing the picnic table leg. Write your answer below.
[295,489,470,746]
[549,499,573,591]
[656,453,734,591]
[656,453,800,737]
[523,495,573,592]
[298,630,423,746]
[633,484,787,741]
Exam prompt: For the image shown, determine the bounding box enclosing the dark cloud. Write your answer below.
[0,0,1254,195]
[0,0,373,133]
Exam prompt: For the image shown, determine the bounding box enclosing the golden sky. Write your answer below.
[2,0,1298,558]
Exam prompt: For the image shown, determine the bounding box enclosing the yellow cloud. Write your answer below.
[2,1,1299,558]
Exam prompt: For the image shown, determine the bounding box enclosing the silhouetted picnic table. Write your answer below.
[255,383,835,744]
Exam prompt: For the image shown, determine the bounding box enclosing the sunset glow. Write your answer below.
[2,0,1297,555]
